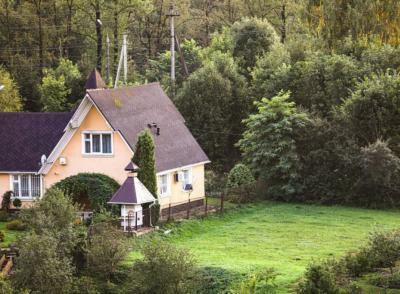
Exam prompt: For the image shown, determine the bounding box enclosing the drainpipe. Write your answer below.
[148,199,158,227]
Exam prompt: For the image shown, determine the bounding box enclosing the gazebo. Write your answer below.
[108,162,156,231]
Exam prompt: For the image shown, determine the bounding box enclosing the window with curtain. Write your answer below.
[82,132,113,155]
[12,174,41,198]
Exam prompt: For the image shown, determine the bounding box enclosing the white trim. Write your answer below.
[156,161,210,176]
[158,173,171,198]
[81,131,114,156]
[9,173,42,200]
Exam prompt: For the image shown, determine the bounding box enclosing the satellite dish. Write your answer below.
[40,154,47,166]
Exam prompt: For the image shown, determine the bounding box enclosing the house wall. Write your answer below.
[0,174,9,202]
[43,106,133,189]
[158,164,205,210]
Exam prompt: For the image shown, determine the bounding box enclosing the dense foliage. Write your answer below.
[52,173,120,211]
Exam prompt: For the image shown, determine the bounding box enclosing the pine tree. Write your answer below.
[132,129,157,197]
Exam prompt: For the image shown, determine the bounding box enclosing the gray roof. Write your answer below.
[87,83,209,172]
[0,112,73,172]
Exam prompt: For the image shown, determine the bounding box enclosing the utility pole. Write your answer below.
[123,33,127,85]
[114,33,127,88]
[166,4,179,96]
[106,33,110,85]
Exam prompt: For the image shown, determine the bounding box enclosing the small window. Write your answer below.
[82,132,113,155]
[181,169,192,190]
[158,174,169,197]
[12,174,41,198]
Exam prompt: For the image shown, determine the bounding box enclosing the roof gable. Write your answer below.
[0,112,73,172]
[87,83,210,172]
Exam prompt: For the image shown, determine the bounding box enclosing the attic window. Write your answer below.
[82,132,113,155]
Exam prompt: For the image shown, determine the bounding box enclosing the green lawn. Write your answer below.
[0,222,22,247]
[132,201,400,293]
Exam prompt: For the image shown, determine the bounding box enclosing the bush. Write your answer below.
[52,173,120,211]
[125,239,196,294]
[0,231,5,243]
[368,270,400,289]
[12,198,22,209]
[297,263,339,294]
[86,224,128,281]
[226,164,256,203]
[194,267,243,294]
[235,268,278,294]
[1,191,12,212]
[352,140,400,208]
[0,211,9,222]
[6,219,26,231]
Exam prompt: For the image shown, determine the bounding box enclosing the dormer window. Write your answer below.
[82,132,113,155]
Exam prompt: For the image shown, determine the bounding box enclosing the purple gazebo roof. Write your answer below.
[108,177,155,205]
[125,161,140,172]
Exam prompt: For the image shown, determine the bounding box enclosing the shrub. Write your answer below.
[86,224,128,281]
[12,232,74,294]
[297,263,339,294]
[368,270,400,289]
[366,230,400,271]
[236,268,278,294]
[12,198,22,209]
[352,140,400,208]
[52,173,120,211]
[194,267,243,294]
[125,239,196,294]
[0,211,9,222]
[6,219,26,231]
[0,231,5,243]
[341,250,370,278]
[1,191,12,212]
[226,164,256,203]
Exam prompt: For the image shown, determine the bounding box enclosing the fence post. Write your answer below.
[187,198,191,219]
[135,211,138,231]
[168,203,171,221]
[204,196,208,216]
[220,192,224,214]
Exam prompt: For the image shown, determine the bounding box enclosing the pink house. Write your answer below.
[0,70,210,215]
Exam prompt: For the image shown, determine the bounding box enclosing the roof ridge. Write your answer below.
[86,82,161,92]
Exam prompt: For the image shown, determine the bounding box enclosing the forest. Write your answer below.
[2,0,400,208]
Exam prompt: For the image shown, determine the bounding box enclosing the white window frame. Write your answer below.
[179,168,192,192]
[81,131,113,155]
[158,173,170,197]
[9,174,42,199]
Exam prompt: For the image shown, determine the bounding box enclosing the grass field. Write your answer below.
[133,201,400,293]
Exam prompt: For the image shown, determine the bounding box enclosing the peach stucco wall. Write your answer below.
[158,164,205,209]
[43,106,133,189]
[0,174,9,200]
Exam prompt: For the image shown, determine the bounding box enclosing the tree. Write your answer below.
[353,140,400,208]
[39,58,82,111]
[341,71,400,154]
[176,52,249,169]
[125,240,196,294]
[12,232,74,294]
[231,17,280,74]
[19,188,82,260]
[238,92,309,200]
[0,66,22,112]
[132,129,157,197]
[87,224,128,281]
[226,163,255,189]
[253,53,364,116]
